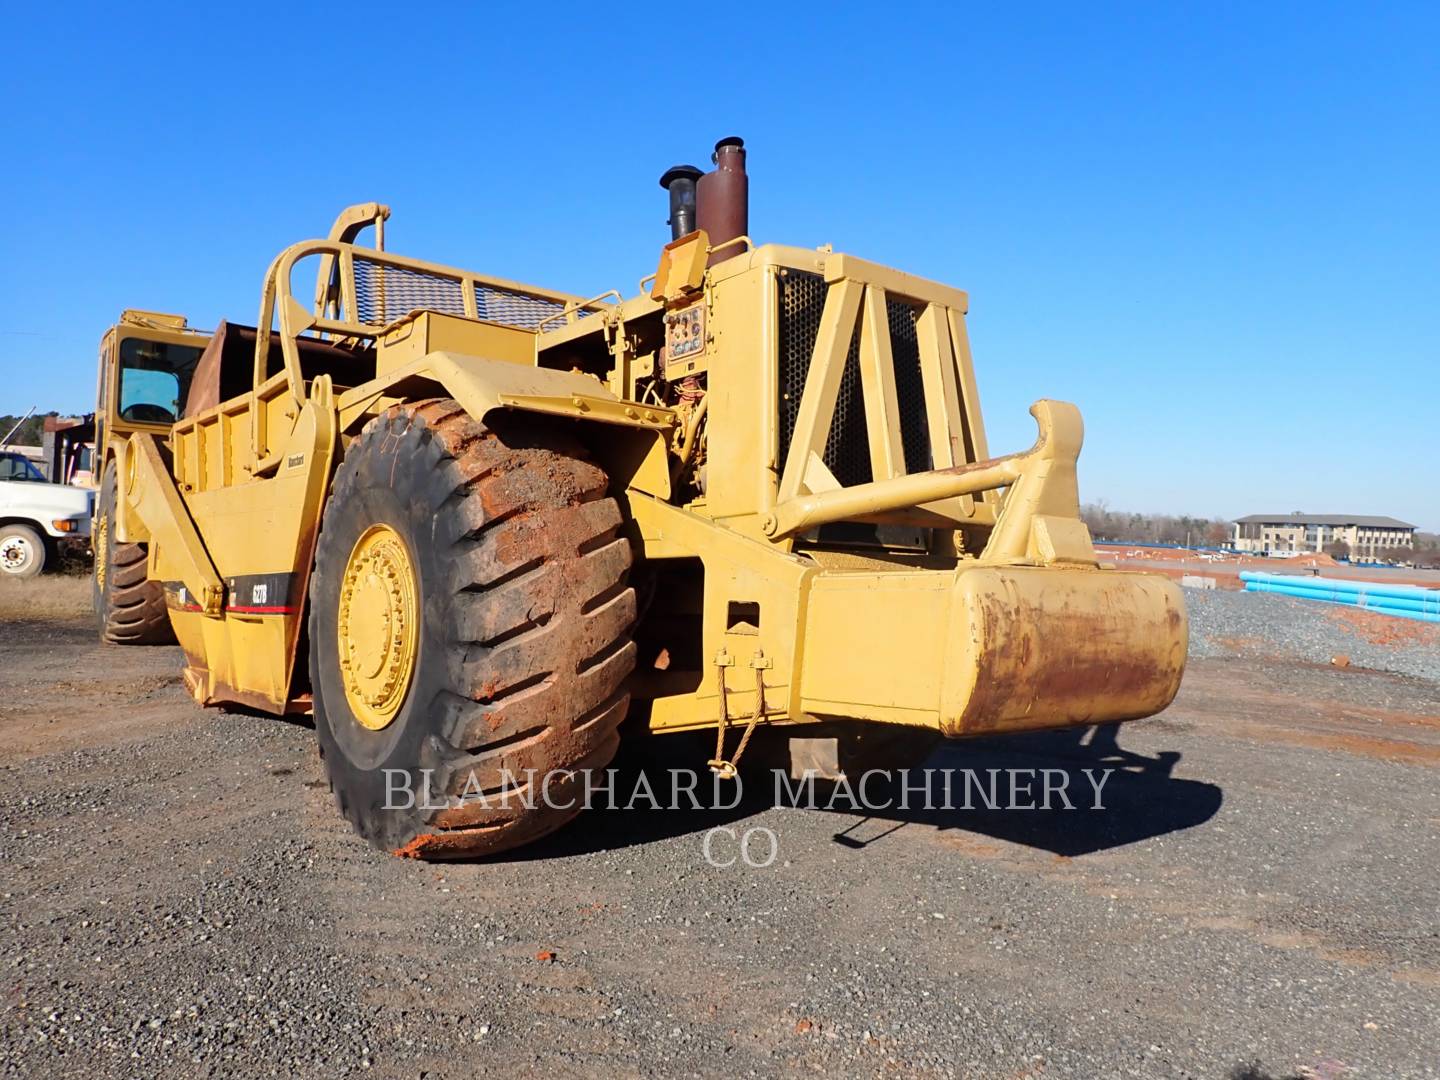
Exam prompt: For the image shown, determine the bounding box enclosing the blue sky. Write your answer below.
[3,3,1436,529]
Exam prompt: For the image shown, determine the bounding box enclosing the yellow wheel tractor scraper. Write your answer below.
[91,138,1186,858]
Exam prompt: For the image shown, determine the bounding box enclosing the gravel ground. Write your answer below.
[1186,586,1440,681]
[2,588,1439,1078]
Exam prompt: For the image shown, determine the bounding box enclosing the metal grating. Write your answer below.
[824,318,872,487]
[777,270,825,469]
[352,257,568,331]
[777,270,871,485]
[477,284,567,331]
[778,271,941,489]
[353,260,466,325]
[887,299,933,474]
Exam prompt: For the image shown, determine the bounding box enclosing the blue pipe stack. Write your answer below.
[1240,571,1440,623]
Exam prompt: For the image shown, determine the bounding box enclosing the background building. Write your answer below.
[1232,513,1416,558]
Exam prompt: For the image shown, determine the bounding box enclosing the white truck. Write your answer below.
[0,450,93,578]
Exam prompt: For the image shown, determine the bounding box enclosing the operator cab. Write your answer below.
[116,335,205,426]
[96,311,211,459]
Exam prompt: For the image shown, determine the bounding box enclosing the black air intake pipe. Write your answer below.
[659,164,704,240]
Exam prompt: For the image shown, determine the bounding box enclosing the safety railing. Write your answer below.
[254,240,605,401]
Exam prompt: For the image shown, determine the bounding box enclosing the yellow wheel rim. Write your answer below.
[337,524,419,731]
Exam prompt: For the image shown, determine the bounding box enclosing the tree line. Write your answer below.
[1080,502,1231,547]
[0,411,54,447]
[1081,501,1440,568]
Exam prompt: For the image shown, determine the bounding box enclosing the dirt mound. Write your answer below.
[1288,552,1340,569]
[1324,605,1440,648]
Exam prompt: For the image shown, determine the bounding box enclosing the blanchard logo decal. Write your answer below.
[163,572,299,615]
[286,454,305,469]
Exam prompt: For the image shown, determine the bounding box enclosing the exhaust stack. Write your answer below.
[696,136,748,265]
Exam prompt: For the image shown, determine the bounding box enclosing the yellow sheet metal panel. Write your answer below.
[124,433,224,614]
[171,609,292,710]
[626,494,818,731]
[375,311,536,375]
[799,570,954,727]
[202,417,224,492]
[159,388,338,712]
[915,303,965,470]
[650,230,709,302]
[340,349,665,428]
[119,309,190,330]
[856,286,906,482]
[702,265,775,520]
[822,253,970,314]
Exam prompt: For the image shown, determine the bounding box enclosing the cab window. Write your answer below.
[0,453,44,482]
[117,338,204,425]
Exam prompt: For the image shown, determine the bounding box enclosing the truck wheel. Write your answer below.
[93,463,176,644]
[309,400,636,858]
[0,523,46,579]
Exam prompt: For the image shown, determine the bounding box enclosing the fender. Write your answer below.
[334,350,678,500]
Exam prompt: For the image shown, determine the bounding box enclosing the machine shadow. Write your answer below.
[841,725,1223,857]
[499,724,1222,862]
[492,731,767,862]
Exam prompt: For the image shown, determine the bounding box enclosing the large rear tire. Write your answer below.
[93,462,176,644]
[309,400,636,859]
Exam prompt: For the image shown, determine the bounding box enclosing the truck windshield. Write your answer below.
[0,453,44,482]
[117,338,204,425]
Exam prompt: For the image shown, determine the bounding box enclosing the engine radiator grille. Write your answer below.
[776,270,933,488]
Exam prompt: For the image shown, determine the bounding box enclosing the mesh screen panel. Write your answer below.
[777,270,871,485]
[886,299,933,474]
[353,260,466,325]
[775,269,826,461]
[777,271,943,488]
[477,285,567,331]
[352,258,567,331]
[823,317,872,487]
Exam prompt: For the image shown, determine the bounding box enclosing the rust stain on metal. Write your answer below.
[955,577,1184,737]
